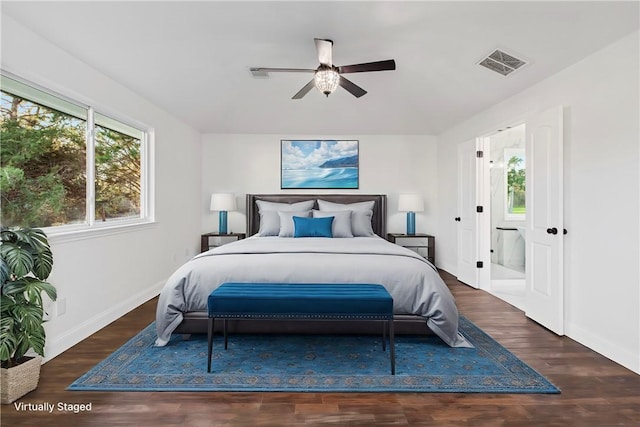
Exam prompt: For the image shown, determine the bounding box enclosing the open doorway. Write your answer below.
[487,124,526,309]
[459,106,564,332]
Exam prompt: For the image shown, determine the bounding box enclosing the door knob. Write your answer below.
[546,227,558,235]
[454,217,461,222]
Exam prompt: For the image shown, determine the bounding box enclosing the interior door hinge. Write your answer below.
[476,150,484,158]
[476,206,483,213]
[476,261,484,268]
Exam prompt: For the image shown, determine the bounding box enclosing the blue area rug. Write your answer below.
[68,317,559,393]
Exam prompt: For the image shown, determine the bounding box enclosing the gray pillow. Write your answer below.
[257,211,281,236]
[316,200,375,237]
[317,200,375,212]
[256,200,315,236]
[351,210,375,237]
[312,210,353,238]
[256,200,315,212]
[278,210,311,237]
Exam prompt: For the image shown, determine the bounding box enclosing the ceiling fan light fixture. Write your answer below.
[314,65,340,97]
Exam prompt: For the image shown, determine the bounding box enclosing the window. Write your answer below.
[504,148,525,219]
[0,74,152,233]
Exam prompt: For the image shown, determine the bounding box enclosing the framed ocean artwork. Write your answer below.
[281,140,359,189]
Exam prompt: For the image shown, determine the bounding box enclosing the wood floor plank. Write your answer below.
[2,270,639,426]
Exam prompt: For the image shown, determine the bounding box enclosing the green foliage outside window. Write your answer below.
[0,92,86,227]
[94,125,141,222]
[1,85,142,228]
[506,155,525,215]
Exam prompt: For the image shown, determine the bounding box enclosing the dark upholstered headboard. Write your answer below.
[246,194,387,237]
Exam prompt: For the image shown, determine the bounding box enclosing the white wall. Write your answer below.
[437,31,640,373]
[201,134,438,237]
[1,16,203,360]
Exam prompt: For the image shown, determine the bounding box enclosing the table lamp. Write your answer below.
[398,194,424,235]
[210,193,237,234]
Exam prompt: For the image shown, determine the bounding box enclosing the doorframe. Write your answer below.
[469,108,565,336]
[475,120,526,292]
[477,135,491,291]
[456,139,481,288]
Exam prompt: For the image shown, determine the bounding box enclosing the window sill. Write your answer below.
[46,220,157,245]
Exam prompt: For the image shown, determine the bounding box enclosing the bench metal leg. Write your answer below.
[207,318,214,373]
[382,321,386,351]
[223,319,228,350]
[389,319,396,375]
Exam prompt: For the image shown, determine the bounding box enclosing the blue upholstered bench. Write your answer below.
[207,283,395,375]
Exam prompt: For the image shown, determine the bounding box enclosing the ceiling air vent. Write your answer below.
[478,49,527,76]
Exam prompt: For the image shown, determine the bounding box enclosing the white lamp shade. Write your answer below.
[210,193,237,212]
[398,194,424,212]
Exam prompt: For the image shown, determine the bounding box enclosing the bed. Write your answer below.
[155,194,471,348]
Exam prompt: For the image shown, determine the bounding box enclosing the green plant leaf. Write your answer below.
[10,229,35,248]
[0,242,34,278]
[1,279,28,297]
[0,316,18,363]
[14,329,32,360]
[13,303,43,326]
[27,324,46,357]
[23,277,56,306]
[0,229,17,244]
[7,306,46,360]
[22,229,51,256]
[0,295,17,316]
[32,247,53,280]
[0,258,9,285]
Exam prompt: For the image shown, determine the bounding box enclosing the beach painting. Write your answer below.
[281,140,359,189]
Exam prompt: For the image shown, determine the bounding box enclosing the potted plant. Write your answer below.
[0,227,56,404]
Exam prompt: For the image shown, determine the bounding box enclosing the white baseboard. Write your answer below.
[566,322,640,375]
[437,261,457,276]
[43,279,166,362]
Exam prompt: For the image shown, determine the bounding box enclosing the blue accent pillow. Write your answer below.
[293,216,334,238]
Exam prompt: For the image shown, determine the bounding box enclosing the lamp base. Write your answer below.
[219,211,228,234]
[406,212,416,235]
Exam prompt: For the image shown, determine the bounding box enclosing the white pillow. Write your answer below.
[312,210,353,238]
[278,211,311,237]
[316,200,375,237]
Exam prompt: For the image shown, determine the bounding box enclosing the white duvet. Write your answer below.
[155,235,472,348]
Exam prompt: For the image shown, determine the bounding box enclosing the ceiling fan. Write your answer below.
[250,38,396,99]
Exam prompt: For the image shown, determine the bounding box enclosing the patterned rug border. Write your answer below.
[68,316,560,393]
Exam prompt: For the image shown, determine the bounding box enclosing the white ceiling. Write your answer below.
[3,1,639,135]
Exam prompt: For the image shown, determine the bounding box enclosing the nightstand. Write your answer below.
[200,232,246,253]
[387,233,435,265]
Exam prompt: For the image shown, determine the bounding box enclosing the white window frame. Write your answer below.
[1,72,155,242]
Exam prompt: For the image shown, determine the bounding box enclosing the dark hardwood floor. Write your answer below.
[2,271,639,426]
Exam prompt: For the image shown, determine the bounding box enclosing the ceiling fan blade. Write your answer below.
[250,67,315,77]
[314,38,333,66]
[339,76,367,98]
[338,59,396,74]
[292,79,316,99]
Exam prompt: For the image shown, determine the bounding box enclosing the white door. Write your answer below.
[525,105,564,335]
[457,139,478,288]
